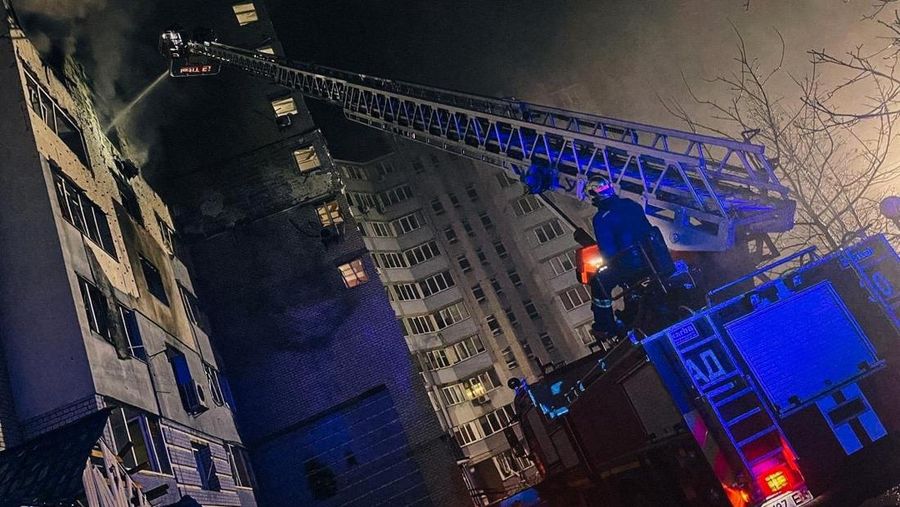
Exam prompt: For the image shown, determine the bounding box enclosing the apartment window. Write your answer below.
[505,307,519,327]
[338,258,369,288]
[449,192,460,208]
[514,194,544,216]
[420,271,455,297]
[476,248,488,265]
[471,284,486,303]
[78,277,110,340]
[179,285,204,327]
[140,257,169,305]
[347,192,377,211]
[107,404,171,474]
[374,251,407,269]
[502,347,518,369]
[576,322,595,346]
[454,421,482,447]
[342,165,367,180]
[375,161,396,179]
[490,277,503,295]
[479,405,516,437]
[540,333,556,352]
[53,172,116,257]
[533,219,565,244]
[426,335,484,370]
[444,226,458,244]
[232,2,258,25]
[271,96,298,117]
[427,349,451,369]
[404,241,441,266]
[118,306,146,360]
[478,211,493,229]
[465,184,479,201]
[486,315,502,335]
[367,222,393,238]
[524,300,540,320]
[227,445,256,488]
[293,146,321,173]
[23,70,89,166]
[507,269,522,287]
[454,335,485,362]
[442,369,499,406]
[462,220,475,237]
[168,347,204,414]
[257,45,275,55]
[493,240,509,259]
[548,250,577,276]
[494,450,534,481]
[403,314,436,335]
[192,442,221,491]
[316,201,343,227]
[115,176,143,224]
[204,363,225,406]
[434,301,470,329]
[559,285,591,311]
[156,214,175,253]
[457,255,472,273]
[391,211,424,235]
[378,184,414,208]
[430,198,445,216]
[412,158,426,174]
[442,384,466,405]
[391,282,422,301]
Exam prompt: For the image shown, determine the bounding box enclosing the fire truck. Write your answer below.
[157,30,900,506]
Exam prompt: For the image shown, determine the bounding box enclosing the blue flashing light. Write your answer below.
[522,164,559,194]
[550,381,564,395]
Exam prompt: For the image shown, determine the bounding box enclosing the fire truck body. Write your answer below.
[517,235,900,507]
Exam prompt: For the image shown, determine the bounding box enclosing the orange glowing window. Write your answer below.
[338,258,369,288]
[575,245,605,284]
[316,201,343,227]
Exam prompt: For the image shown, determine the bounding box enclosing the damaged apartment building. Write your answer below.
[0,9,257,506]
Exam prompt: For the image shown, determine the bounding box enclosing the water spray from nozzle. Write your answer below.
[106,70,168,134]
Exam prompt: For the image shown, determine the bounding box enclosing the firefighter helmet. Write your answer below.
[586,177,615,203]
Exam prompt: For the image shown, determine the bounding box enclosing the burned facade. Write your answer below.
[0,11,256,506]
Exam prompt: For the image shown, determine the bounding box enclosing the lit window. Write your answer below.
[293,146,320,173]
[257,45,275,55]
[338,258,369,288]
[316,201,343,227]
[271,96,298,117]
[232,3,259,25]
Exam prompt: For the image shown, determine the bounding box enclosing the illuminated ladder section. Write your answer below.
[187,41,796,251]
[668,320,798,499]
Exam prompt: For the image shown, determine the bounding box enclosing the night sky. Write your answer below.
[11,0,886,180]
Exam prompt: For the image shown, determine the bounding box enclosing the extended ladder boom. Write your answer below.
[167,34,795,251]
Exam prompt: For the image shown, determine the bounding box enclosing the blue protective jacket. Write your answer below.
[592,195,653,268]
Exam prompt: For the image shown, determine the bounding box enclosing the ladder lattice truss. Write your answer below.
[189,42,796,251]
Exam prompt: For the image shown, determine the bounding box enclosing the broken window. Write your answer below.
[293,146,320,173]
[338,258,369,288]
[118,305,146,361]
[226,445,256,488]
[156,213,175,254]
[23,69,90,167]
[107,403,171,474]
[53,170,116,258]
[140,256,169,305]
[232,2,259,25]
[78,277,110,341]
[204,363,225,406]
[192,441,221,490]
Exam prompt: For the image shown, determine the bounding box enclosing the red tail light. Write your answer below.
[757,464,797,496]
[576,245,605,284]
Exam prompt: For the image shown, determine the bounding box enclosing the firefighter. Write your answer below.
[587,177,669,340]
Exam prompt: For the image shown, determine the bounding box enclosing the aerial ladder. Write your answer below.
[158,29,795,255]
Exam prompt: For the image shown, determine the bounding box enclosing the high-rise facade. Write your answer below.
[338,138,600,503]
[0,12,257,506]
[152,1,470,506]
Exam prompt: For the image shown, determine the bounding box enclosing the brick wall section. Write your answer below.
[163,423,244,506]
[20,394,103,440]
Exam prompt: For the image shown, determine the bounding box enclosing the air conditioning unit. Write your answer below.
[472,395,491,406]
[188,381,210,414]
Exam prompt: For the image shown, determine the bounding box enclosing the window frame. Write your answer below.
[338,258,369,288]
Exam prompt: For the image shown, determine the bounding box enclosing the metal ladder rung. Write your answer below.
[736,426,777,448]
[712,386,754,408]
[749,447,785,469]
[725,407,762,427]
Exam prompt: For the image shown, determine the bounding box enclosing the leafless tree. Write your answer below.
[663,19,899,259]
